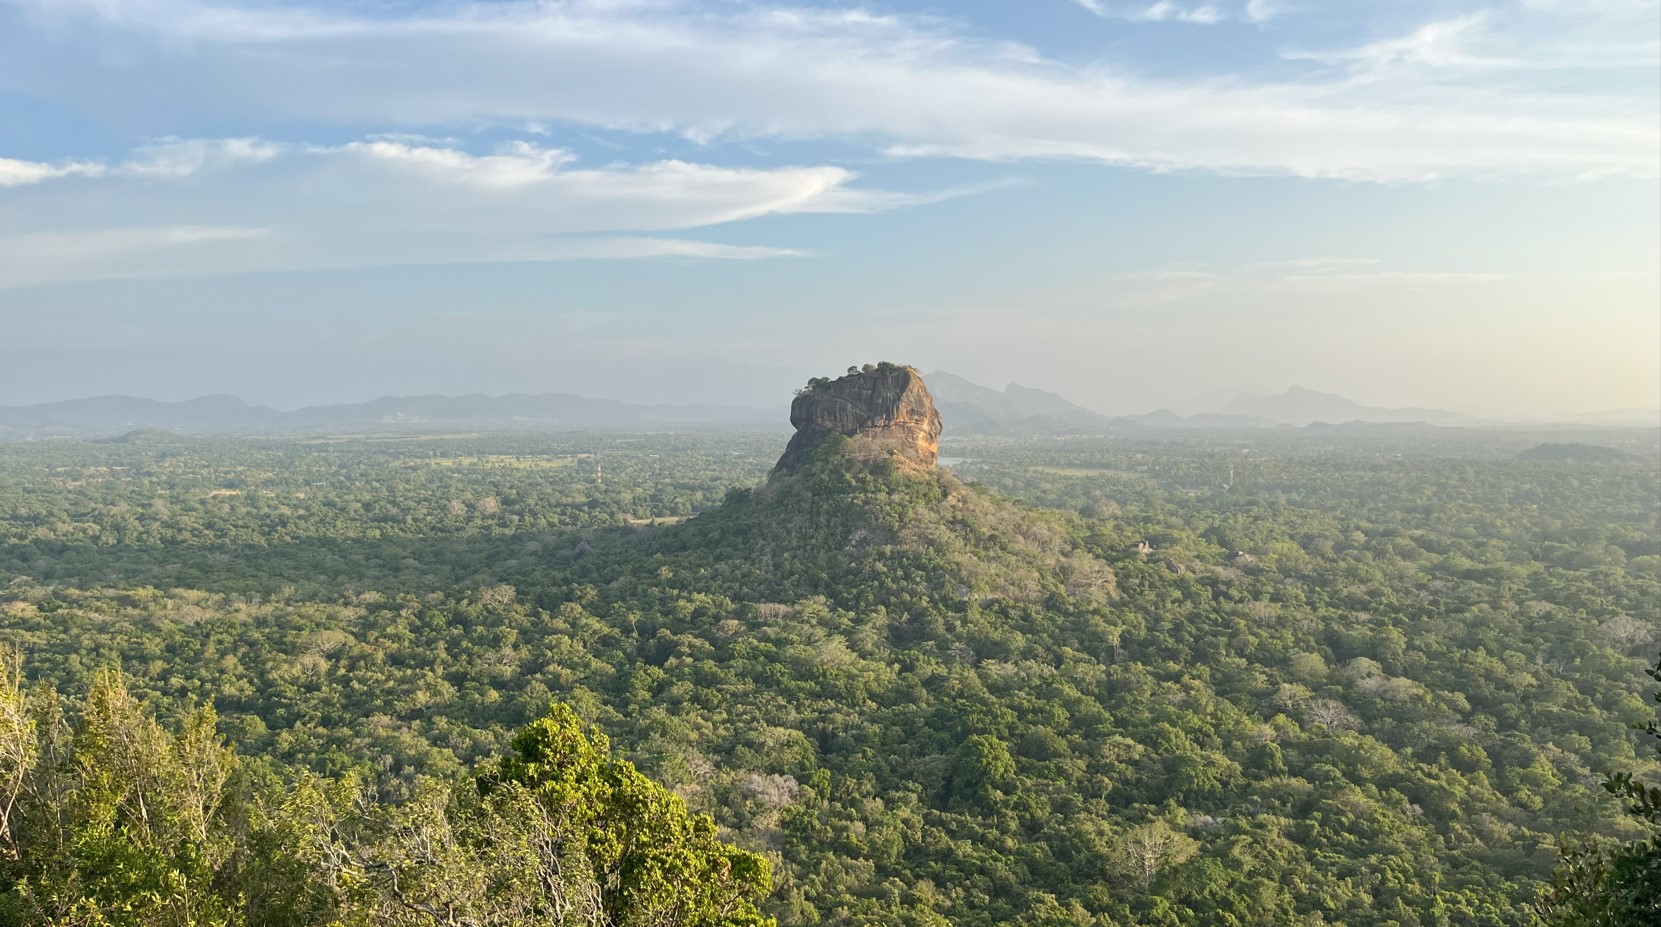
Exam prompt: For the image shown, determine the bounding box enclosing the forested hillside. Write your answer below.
[0,428,1656,925]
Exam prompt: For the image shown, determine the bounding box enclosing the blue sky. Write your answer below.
[1,0,1657,416]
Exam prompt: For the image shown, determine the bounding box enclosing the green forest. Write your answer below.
[0,426,1656,925]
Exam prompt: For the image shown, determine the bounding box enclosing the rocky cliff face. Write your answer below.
[775,365,942,473]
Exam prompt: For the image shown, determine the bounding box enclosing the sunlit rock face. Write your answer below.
[775,365,943,472]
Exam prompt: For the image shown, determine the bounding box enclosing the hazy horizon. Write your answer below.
[5,373,1658,426]
[3,0,1657,419]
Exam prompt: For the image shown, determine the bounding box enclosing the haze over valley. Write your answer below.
[4,374,1654,440]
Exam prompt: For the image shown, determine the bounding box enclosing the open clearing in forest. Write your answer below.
[626,515,692,526]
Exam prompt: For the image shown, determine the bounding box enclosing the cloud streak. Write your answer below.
[1071,1,1277,24]
[1,0,1655,181]
[0,156,105,187]
[1285,11,1661,74]
[0,137,932,287]
[0,226,806,290]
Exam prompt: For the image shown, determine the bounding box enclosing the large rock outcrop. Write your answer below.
[775,365,942,473]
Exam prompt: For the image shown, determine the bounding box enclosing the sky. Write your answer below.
[1,0,1657,418]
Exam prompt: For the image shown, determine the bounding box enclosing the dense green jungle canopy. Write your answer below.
[0,426,1656,925]
[0,667,773,927]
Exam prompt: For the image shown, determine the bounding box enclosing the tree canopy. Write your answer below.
[0,656,773,927]
[0,426,1655,925]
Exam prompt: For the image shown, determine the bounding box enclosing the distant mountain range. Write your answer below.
[927,378,1657,433]
[0,393,778,438]
[923,372,1123,435]
[1220,386,1477,427]
[925,372,1275,434]
[2,378,1652,440]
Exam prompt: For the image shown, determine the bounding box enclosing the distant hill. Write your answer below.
[925,373,1291,433]
[0,392,780,437]
[923,372,1125,434]
[1222,386,1476,426]
[0,394,279,431]
[1516,442,1637,463]
[278,393,778,430]
[90,428,186,445]
[926,372,1255,435]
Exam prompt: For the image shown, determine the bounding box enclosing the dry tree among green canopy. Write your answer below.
[0,655,774,927]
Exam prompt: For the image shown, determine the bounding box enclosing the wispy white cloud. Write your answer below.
[1134,2,1224,25]
[0,225,267,288]
[1286,14,1504,70]
[1244,0,1284,24]
[0,156,105,186]
[120,137,285,177]
[0,225,803,289]
[1285,9,1660,73]
[1,0,1653,181]
[1,225,269,258]
[0,137,884,224]
[1520,0,1661,13]
[1071,0,1261,24]
[0,136,946,287]
[1,139,283,187]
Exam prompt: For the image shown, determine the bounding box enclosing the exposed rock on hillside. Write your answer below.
[775,364,942,472]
